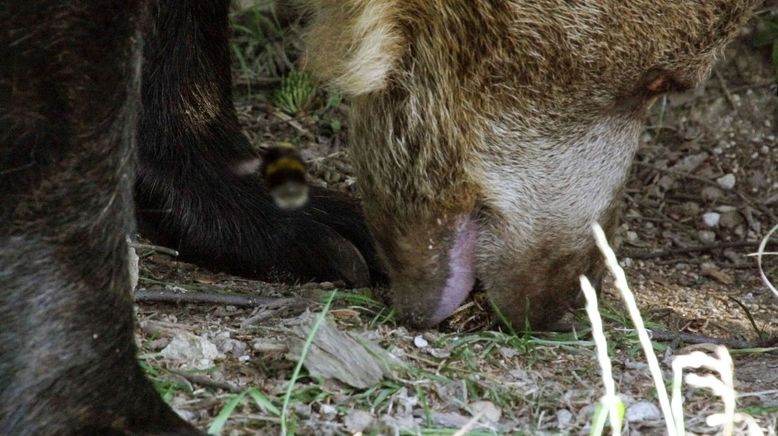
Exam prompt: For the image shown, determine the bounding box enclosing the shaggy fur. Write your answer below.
[0,0,380,433]
[303,0,756,328]
[0,0,756,433]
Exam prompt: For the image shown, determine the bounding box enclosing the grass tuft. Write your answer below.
[273,70,317,115]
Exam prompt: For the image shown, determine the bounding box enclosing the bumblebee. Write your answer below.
[260,142,309,210]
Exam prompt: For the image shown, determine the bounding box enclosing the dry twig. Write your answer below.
[135,288,303,308]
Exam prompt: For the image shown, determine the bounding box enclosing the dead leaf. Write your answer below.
[284,313,401,389]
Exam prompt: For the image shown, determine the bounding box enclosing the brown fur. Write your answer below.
[303,0,756,329]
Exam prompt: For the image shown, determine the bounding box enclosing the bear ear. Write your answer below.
[669,0,756,85]
[301,0,404,96]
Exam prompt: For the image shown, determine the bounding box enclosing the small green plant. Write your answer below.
[273,70,316,115]
[139,360,192,402]
[230,5,286,79]
[208,387,281,435]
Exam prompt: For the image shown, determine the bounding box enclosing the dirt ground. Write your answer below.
[133,7,778,435]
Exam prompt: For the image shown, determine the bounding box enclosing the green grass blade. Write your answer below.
[247,387,281,416]
[208,390,248,435]
[280,291,337,435]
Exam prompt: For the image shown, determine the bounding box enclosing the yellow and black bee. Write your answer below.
[260,142,309,210]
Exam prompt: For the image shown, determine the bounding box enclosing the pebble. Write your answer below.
[719,210,743,228]
[702,212,720,227]
[697,230,717,243]
[319,404,337,417]
[701,186,724,201]
[413,335,428,348]
[556,409,574,427]
[681,201,701,216]
[470,400,501,422]
[626,401,661,422]
[716,173,736,190]
[344,410,374,433]
[749,171,767,189]
[626,231,639,242]
[160,333,222,370]
[657,175,675,191]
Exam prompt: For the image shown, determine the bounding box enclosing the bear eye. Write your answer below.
[640,69,687,97]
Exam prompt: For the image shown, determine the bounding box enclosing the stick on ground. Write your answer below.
[135,289,302,308]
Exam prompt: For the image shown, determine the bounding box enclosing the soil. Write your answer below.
[134,11,778,435]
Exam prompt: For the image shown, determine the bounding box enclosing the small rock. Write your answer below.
[723,249,740,264]
[212,331,247,357]
[626,231,639,242]
[413,335,429,348]
[556,409,574,427]
[500,347,519,359]
[701,186,724,201]
[470,400,501,422]
[293,403,312,418]
[626,401,661,422]
[344,410,374,433]
[719,210,743,229]
[697,230,716,243]
[657,175,675,191]
[716,173,736,190]
[702,212,720,227]
[681,201,701,216]
[319,404,337,417]
[389,346,406,359]
[749,171,767,190]
[625,208,642,218]
[160,333,222,370]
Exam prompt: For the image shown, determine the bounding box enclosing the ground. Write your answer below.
[133,4,778,435]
